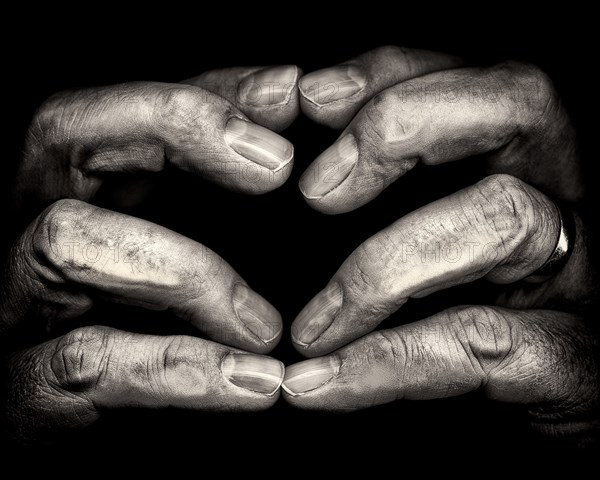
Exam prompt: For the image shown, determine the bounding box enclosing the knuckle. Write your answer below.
[514,62,557,119]
[27,89,114,149]
[361,90,419,149]
[357,329,419,396]
[370,45,416,77]
[371,45,405,61]
[32,199,87,268]
[360,96,390,147]
[155,85,201,114]
[468,174,536,250]
[22,93,73,175]
[158,336,207,394]
[341,330,406,388]
[344,258,376,302]
[349,241,384,294]
[160,336,194,371]
[154,85,212,130]
[177,254,227,309]
[345,235,406,312]
[27,93,67,143]
[47,326,112,390]
[357,94,423,190]
[153,85,233,159]
[515,314,599,411]
[493,61,558,126]
[4,348,93,443]
[372,330,406,366]
[450,306,515,371]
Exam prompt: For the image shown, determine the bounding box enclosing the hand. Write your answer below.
[283,47,599,447]
[14,65,300,216]
[2,65,301,443]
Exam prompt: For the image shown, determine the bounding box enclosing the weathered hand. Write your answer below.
[284,47,598,447]
[14,65,300,215]
[2,65,302,442]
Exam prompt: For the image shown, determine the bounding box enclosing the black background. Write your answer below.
[3,9,597,463]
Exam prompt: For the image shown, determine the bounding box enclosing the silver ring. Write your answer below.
[525,202,575,283]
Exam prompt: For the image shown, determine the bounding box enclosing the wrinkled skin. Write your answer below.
[283,47,599,448]
[1,47,598,448]
[2,65,302,442]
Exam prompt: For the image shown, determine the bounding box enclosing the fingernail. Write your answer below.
[299,65,366,105]
[233,283,282,344]
[282,356,340,396]
[222,353,284,395]
[225,117,293,171]
[299,135,358,199]
[292,282,342,346]
[239,65,298,106]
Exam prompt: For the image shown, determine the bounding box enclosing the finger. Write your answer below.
[299,62,581,214]
[299,45,462,129]
[16,80,294,214]
[292,174,564,356]
[0,199,282,353]
[283,306,599,443]
[2,326,284,443]
[183,65,302,131]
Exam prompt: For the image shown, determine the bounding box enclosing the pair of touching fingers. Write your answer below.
[2,46,597,445]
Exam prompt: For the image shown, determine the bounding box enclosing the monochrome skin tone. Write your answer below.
[1,46,597,448]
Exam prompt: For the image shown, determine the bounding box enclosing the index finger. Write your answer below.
[291,175,564,356]
[1,199,282,353]
[299,62,580,215]
[16,76,296,215]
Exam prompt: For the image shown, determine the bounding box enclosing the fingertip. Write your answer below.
[221,352,285,398]
[291,333,313,355]
[291,337,337,358]
[298,64,366,107]
[260,388,282,408]
[269,155,295,190]
[242,328,283,355]
[281,356,341,401]
[225,117,293,169]
[232,283,284,353]
[239,65,302,132]
[239,65,300,107]
[299,175,363,215]
[298,64,367,129]
[298,95,354,130]
[223,118,295,194]
[241,338,280,356]
[299,194,353,215]
[298,133,358,201]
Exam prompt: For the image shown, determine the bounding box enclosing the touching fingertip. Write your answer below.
[299,65,366,106]
[282,356,340,397]
[239,65,299,107]
[222,353,284,396]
